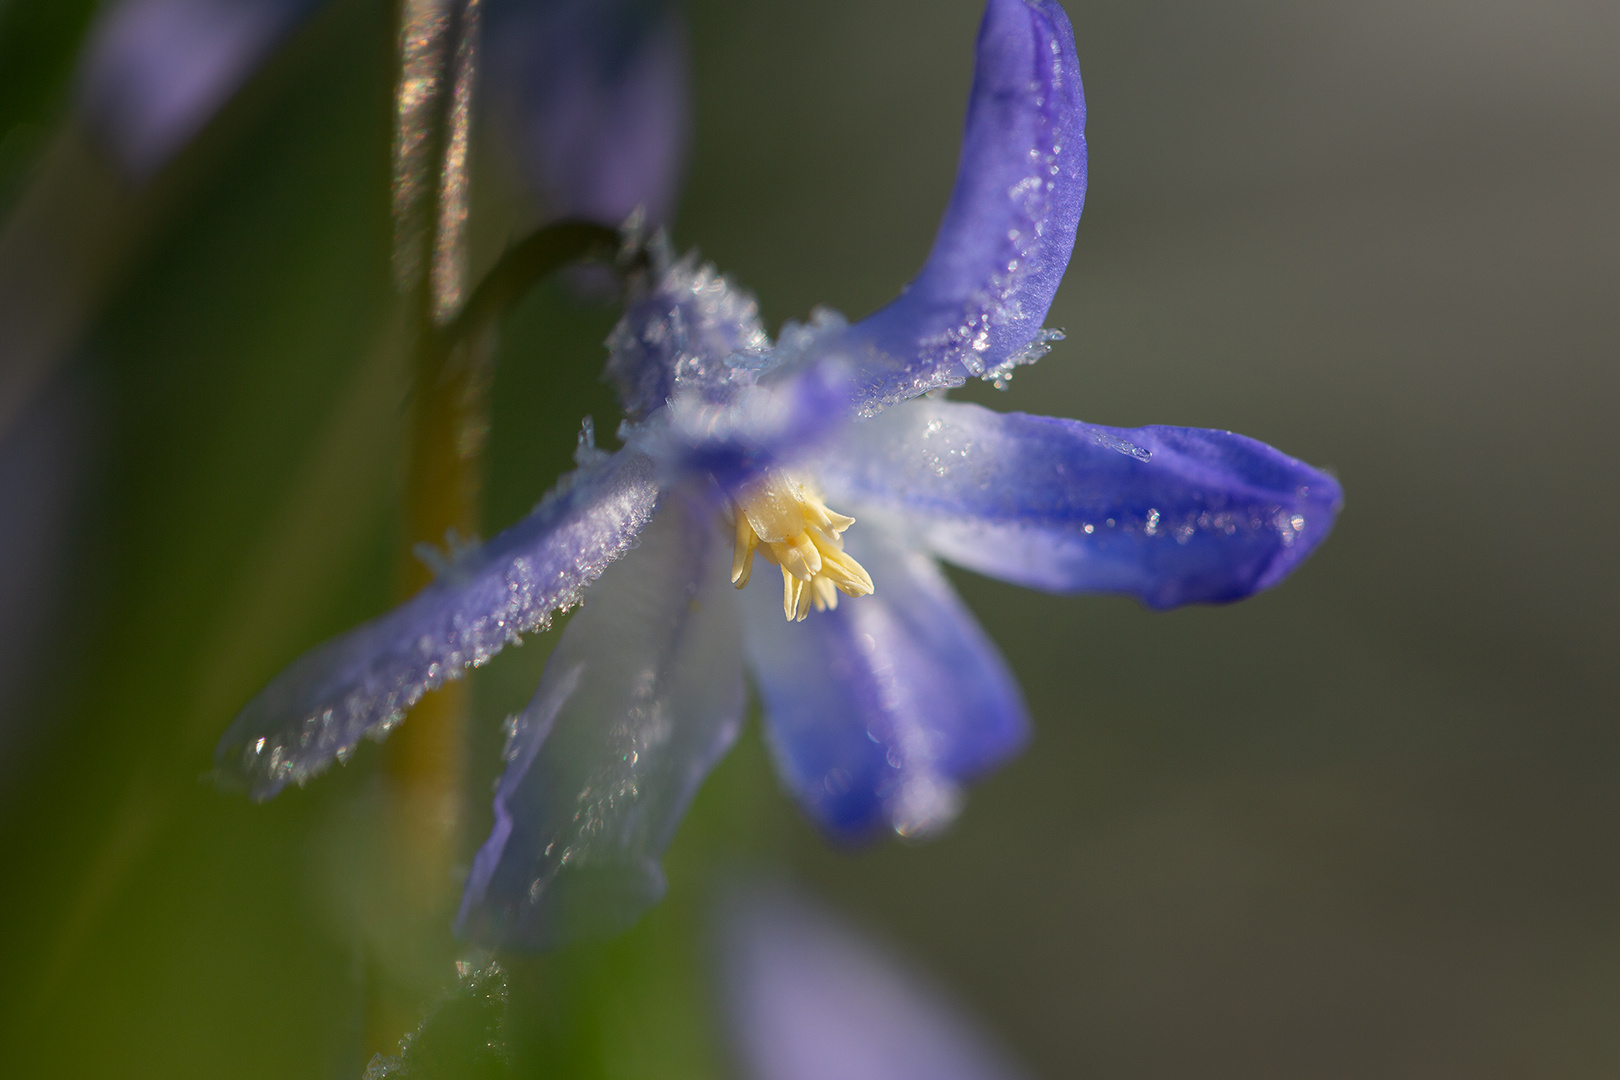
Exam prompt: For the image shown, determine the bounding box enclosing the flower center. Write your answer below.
[729,471,874,621]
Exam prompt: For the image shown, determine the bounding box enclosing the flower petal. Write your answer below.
[216,449,659,800]
[822,398,1344,609]
[456,490,745,949]
[639,354,857,493]
[484,0,688,227]
[849,0,1086,411]
[78,0,323,179]
[606,247,771,421]
[714,885,1033,1080]
[741,524,1028,841]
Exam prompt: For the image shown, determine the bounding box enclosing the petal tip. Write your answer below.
[846,0,1087,412]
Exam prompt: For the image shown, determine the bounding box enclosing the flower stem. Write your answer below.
[367,0,482,1052]
[365,316,494,1054]
[369,0,630,1048]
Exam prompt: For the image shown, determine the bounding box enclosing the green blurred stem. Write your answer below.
[366,313,485,1054]
[366,220,628,1054]
[373,0,619,1050]
[439,221,621,348]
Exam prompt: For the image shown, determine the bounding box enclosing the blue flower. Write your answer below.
[77,0,324,179]
[218,0,1341,947]
[484,0,689,227]
[715,884,1032,1080]
[76,0,687,205]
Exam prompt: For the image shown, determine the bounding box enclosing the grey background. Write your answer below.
[677,1,1619,1076]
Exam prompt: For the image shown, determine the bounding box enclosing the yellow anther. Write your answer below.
[731,511,757,588]
[729,470,874,622]
[811,575,840,612]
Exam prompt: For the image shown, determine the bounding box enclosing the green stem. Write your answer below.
[435,220,624,354]
[365,219,631,1058]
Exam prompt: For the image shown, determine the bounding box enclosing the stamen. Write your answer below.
[731,511,757,587]
[811,576,840,612]
[730,470,874,622]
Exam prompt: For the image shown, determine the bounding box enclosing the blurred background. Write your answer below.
[0,0,1615,1077]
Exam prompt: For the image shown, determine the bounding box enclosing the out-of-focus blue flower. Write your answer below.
[75,0,324,179]
[714,884,1030,1080]
[484,0,688,225]
[73,0,688,214]
[218,0,1341,947]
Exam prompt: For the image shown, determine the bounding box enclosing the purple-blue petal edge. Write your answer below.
[848,0,1087,412]
[215,449,658,800]
[822,399,1343,610]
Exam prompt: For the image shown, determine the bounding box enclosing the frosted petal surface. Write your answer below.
[820,398,1343,609]
[850,0,1086,412]
[457,492,745,948]
[742,523,1027,841]
[216,449,659,800]
[605,246,770,420]
[716,886,1031,1080]
[634,349,857,493]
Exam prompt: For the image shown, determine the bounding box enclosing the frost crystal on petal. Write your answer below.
[983,326,1064,389]
[605,242,771,418]
[217,449,660,800]
[847,0,1087,414]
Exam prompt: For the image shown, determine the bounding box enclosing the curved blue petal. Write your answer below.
[605,246,770,420]
[849,0,1086,412]
[456,490,745,949]
[714,885,1033,1080]
[821,399,1343,609]
[741,524,1028,842]
[77,0,323,179]
[484,0,688,226]
[216,449,660,800]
